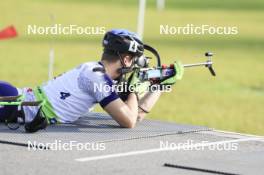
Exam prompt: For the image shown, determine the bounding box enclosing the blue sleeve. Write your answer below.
[98,74,119,108]
[99,91,119,108]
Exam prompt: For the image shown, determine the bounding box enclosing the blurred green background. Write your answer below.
[1,0,263,134]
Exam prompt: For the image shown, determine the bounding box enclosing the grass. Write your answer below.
[1,0,264,135]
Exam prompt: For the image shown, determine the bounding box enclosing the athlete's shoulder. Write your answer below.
[78,61,113,87]
[80,61,105,76]
[80,61,102,70]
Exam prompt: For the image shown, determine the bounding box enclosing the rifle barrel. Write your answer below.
[183,61,212,68]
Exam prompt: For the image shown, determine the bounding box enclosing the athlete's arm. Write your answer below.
[103,93,138,128]
[137,91,161,121]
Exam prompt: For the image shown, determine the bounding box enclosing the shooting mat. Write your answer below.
[0,113,211,146]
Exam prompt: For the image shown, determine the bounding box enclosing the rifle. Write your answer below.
[133,45,216,83]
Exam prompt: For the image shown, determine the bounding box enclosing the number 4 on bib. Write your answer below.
[60,92,71,100]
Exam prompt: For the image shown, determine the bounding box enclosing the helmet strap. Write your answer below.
[116,51,136,83]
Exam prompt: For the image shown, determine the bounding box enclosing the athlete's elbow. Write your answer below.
[127,121,136,128]
[124,123,136,128]
[121,120,136,128]
[121,115,137,128]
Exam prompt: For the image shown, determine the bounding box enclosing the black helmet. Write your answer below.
[102,29,144,57]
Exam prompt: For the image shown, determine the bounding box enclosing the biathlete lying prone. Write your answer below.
[0,29,183,133]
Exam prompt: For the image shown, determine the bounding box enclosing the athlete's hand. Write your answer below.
[119,69,150,101]
[160,61,184,85]
[128,69,150,97]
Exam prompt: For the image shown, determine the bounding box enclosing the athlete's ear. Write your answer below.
[122,54,133,66]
